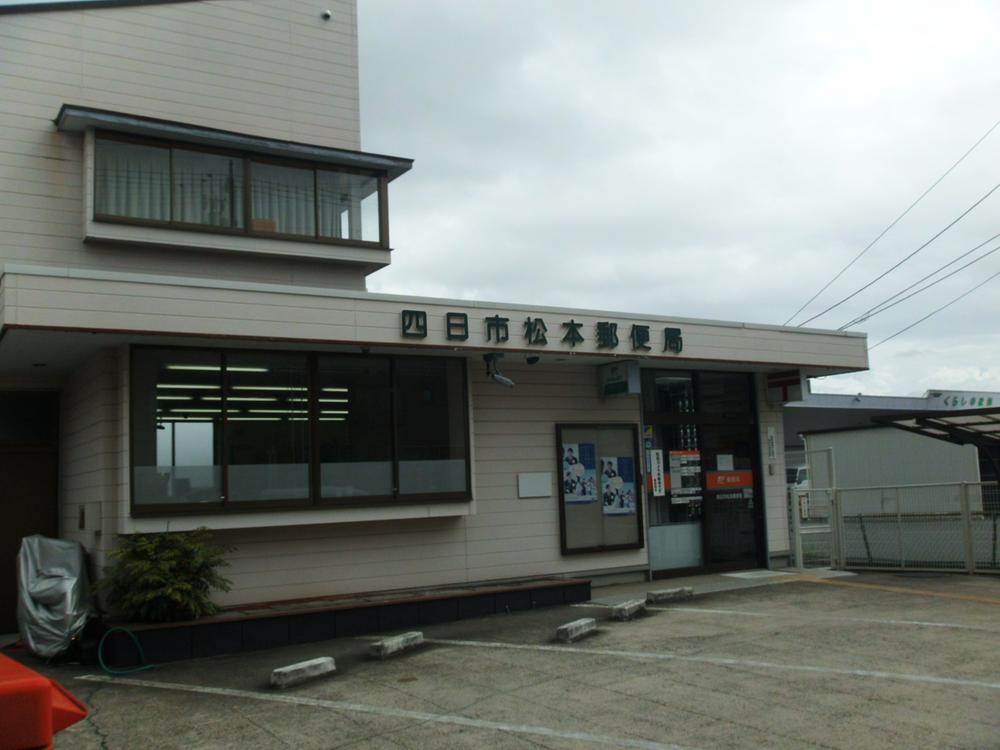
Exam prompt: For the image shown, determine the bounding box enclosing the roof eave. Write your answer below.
[55,104,414,181]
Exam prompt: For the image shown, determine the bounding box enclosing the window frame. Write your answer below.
[94,130,390,250]
[129,345,471,517]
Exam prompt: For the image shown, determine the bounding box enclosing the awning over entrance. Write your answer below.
[873,408,1000,449]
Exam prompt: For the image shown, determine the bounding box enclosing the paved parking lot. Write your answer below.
[41,572,1000,749]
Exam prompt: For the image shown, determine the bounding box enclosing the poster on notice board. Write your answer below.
[562,442,597,503]
[668,450,702,504]
[601,456,636,515]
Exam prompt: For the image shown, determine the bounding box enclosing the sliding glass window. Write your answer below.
[225,352,311,503]
[93,134,384,247]
[131,348,469,514]
[318,356,393,498]
[132,349,224,506]
[396,358,468,495]
[250,162,316,237]
[173,149,244,228]
[317,170,380,242]
[94,139,170,222]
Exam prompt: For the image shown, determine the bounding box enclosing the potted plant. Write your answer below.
[100,528,233,623]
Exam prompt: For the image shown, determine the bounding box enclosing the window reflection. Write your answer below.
[95,139,170,222]
[173,149,244,228]
[131,349,470,510]
[132,350,223,505]
[396,358,467,495]
[94,136,385,247]
[318,356,392,497]
[224,352,310,502]
[317,171,380,242]
[250,162,316,236]
[643,372,695,415]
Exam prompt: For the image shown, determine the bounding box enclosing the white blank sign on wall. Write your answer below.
[518,472,552,498]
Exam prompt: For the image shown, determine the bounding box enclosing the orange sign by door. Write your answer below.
[705,470,753,489]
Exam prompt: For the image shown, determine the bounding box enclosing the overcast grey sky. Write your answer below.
[357,0,1000,397]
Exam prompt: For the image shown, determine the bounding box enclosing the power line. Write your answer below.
[783,114,1000,327]
[839,231,1000,328]
[843,241,1000,328]
[796,179,1000,327]
[870,267,1000,349]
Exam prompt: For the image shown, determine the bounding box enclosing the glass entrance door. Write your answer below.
[700,423,759,570]
[642,370,763,575]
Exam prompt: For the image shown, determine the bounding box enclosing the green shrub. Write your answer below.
[100,528,234,623]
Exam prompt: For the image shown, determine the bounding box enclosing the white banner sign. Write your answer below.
[649,449,665,497]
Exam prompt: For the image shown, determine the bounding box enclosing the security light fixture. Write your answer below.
[483,353,515,388]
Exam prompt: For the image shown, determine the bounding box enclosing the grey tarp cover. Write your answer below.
[17,535,92,658]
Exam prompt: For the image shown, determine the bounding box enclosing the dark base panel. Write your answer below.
[100,579,591,667]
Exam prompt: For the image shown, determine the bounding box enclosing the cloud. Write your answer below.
[359,0,1000,395]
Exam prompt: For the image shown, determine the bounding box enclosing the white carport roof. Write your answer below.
[873,408,1000,450]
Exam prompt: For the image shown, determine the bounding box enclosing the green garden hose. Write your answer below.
[97,627,157,676]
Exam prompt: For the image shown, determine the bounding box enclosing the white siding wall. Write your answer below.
[755,374,790,559]
[215,519,471,605]
[465,361,647,582]
[0,0,368,290]
[59,347,120,572]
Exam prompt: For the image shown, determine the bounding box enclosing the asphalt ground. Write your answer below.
[31,572,1000,749]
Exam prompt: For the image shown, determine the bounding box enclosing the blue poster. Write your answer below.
[601,456,636,515]
[563,442,597,503]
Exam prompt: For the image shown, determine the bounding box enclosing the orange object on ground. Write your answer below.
[0,653,88,750]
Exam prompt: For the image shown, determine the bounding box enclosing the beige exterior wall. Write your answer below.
[755,373,790,558]
[465,360,646,583]
[0,0,369,290]
[59,346,121,573]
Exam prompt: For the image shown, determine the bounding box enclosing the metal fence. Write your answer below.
[789,487,834,568]
[787,449,835,569]
[791,480,1000,573]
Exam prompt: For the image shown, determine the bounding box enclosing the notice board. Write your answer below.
[557,423,644,554]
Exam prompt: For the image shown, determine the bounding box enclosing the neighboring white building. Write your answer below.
[0,0,868,629]
[784,389,1000,485]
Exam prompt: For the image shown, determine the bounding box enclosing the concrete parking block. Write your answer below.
[556,617,597,642]
[611,599,647,621]
[369,631,425,659]
[269,656,336,689]
[646,586,693,603]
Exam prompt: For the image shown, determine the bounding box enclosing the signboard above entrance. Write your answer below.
[401,309,683,354]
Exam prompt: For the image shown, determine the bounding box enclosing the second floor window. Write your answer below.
[93,134,383,245]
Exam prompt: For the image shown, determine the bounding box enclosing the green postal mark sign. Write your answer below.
[598,361,640,397]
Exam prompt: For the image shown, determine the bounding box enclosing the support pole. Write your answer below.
[960,481,975,575]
